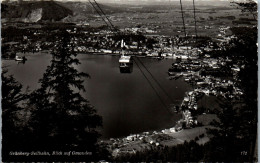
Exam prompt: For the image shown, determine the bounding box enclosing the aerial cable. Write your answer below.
[179,0,187,51]
[179,0,186,37]
[92,0,118,31]
[192,0,198,41]
[133,58,171,114]
[136,57,175,104]
[88,0,111,28]
[177,0,199,137]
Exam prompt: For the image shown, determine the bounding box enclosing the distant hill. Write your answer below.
[57,1,124,23]
[60,1,123,15]
[1,1,73,22]
[1,1,124,23]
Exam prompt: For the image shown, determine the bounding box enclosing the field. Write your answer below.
[60,1,256,37]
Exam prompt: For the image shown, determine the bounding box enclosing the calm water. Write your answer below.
[2,53,192,138]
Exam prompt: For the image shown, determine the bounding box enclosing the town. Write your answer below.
[1,0,257,162]
[2,8,256,158]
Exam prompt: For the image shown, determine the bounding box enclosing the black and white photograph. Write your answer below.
[1,0,258,161]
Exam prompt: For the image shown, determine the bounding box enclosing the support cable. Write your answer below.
[192,0,198,41]
[88,0,111,29]
[136,57,175,104]
[133,58,171,114]
[93,0,118,31]
[179,0,188,54]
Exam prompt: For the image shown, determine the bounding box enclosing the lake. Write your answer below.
[2,53,192,138]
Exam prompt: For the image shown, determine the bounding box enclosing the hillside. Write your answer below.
[59,1,123,23]
[61,1,121,14]
[1,1,124,23]
[1,1,73,22]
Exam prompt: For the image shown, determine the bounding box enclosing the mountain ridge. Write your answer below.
[1,1,73,22]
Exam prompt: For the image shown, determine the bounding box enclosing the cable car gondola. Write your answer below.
[119,55,133,73]
[119,40,133,73]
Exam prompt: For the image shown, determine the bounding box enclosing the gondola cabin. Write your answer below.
[119,55,133,73]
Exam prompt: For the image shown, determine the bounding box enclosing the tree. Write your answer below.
[205,26,257,162]
[204,97,242,161]
[2,69,31,161]
[231,0,257,20]
[2,69,24,110]
[234,27,257,162]
[29,31,102,160]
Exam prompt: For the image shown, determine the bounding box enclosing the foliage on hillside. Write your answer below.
[1,1,72,22]
[2,31,106,162]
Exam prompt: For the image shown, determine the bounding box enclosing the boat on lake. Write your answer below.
[15,56,27,62]
[168,63,184,76]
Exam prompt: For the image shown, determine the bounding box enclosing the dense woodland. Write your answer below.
[2,31,109,162]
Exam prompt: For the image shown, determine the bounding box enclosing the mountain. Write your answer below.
[1,1,73,22]
[56,1,124,23]
[1,1,124,23]
[60,1,123,14]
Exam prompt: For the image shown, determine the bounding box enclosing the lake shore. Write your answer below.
[100,125,213,158]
